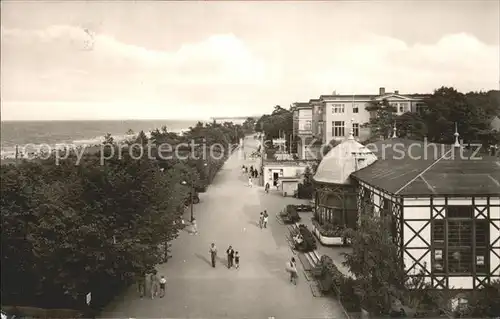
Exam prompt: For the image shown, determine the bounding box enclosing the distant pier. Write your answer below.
[210,116,260,125]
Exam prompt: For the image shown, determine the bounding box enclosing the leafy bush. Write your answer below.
[311,218,345,237]
[297,224,316,252]
[339,277,361,312]
[283,205,300,223]
[314,255,360,311]
[297,183,314,199]
[458,280,500,318]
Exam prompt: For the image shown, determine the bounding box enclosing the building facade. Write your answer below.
[313,131,500,290]
[292,88,428,151]
[321,87,427,144]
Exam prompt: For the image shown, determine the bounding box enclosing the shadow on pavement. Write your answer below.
[194,253,212,267]
[258,250,293,283]
[215,255,229,267]
[247,220,261,228]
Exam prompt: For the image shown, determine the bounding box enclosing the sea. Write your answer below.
[0,120,199,159]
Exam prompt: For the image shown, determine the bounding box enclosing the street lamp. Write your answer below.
[181,163,207,222]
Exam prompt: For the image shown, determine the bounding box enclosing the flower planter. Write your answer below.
[312,224,344,246]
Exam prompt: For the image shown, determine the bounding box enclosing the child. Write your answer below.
[259,212,264,228]
[159,275,167,297]
[263,210,269,228]
[234,251,240,269]
[191,218,198,235]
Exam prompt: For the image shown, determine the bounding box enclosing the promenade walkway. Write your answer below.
[100,137,345,319]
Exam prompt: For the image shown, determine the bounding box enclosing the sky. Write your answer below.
[1,1,499,121]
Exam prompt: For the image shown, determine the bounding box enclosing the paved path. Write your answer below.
[100,137,345,319]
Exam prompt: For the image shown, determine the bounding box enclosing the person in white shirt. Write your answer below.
[191,218,198,235]
[287,257,298,285]
[159,275,167,297]
[248,176,253,187]
[263,210,269,228]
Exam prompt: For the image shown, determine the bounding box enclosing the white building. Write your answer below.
[320,87,427,144]
[313,127,500,290]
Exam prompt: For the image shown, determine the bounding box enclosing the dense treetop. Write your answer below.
[1,121,244,311]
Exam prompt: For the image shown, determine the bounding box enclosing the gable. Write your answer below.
[374,94,412,101]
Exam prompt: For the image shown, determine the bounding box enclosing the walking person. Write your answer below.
[209,243,217,268]
[136,273,146,298]
[234,251,240,269]
[226,245,235,268]
[265,182,270,194]
[149,270,159,299]
[159,275,167,298]
[248,176,253,187]
[263,210,269,228]
[286,257,298,285]
[259,212,264,229]
[191,218,198,235]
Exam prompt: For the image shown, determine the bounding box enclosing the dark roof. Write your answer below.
[351,138,500,196]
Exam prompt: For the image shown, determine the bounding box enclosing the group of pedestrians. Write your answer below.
[242,165,259,188]
[259,210,269,228]
[136,270,168,299]
[208,243,240,269]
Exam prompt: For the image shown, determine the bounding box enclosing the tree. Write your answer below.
[422,87,491,144]
[363,99,397,140]
[103,133,114,145]
[242,117,256,134]
[255,105,293,153]
[135,130,149,145]
[396,112,428,140]
[126,129,135,135]
[342,214,407,315]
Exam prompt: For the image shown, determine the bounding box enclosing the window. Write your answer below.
[304,120,312,130]
[353,104,359,113]
[399,103,408,113]
[416,103,426,114]
[332,104,345,113]
[352,123,359,137]
[363,188,374,215]
[332,121,345,137]
[318,121,324,135]
[431,205,490,274]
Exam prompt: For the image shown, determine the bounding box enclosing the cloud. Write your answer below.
[1,24,499,120]
[310,32,499,94]
[1,25,268,84]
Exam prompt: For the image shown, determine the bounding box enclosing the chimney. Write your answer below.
[379,87,385,95]
[394,90,399,94]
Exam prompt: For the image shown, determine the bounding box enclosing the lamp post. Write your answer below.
[181,178,195,223]
[181,163,207,222]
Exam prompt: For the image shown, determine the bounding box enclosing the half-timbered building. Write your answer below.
[313,126,500,290]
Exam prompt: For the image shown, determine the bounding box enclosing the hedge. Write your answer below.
[297,224,316,252]
[315,255,361,312]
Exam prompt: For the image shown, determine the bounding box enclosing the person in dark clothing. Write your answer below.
[265,182,270,193]
[209,243,217,268]
[234,251,240,269]
[226,245,235,268]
